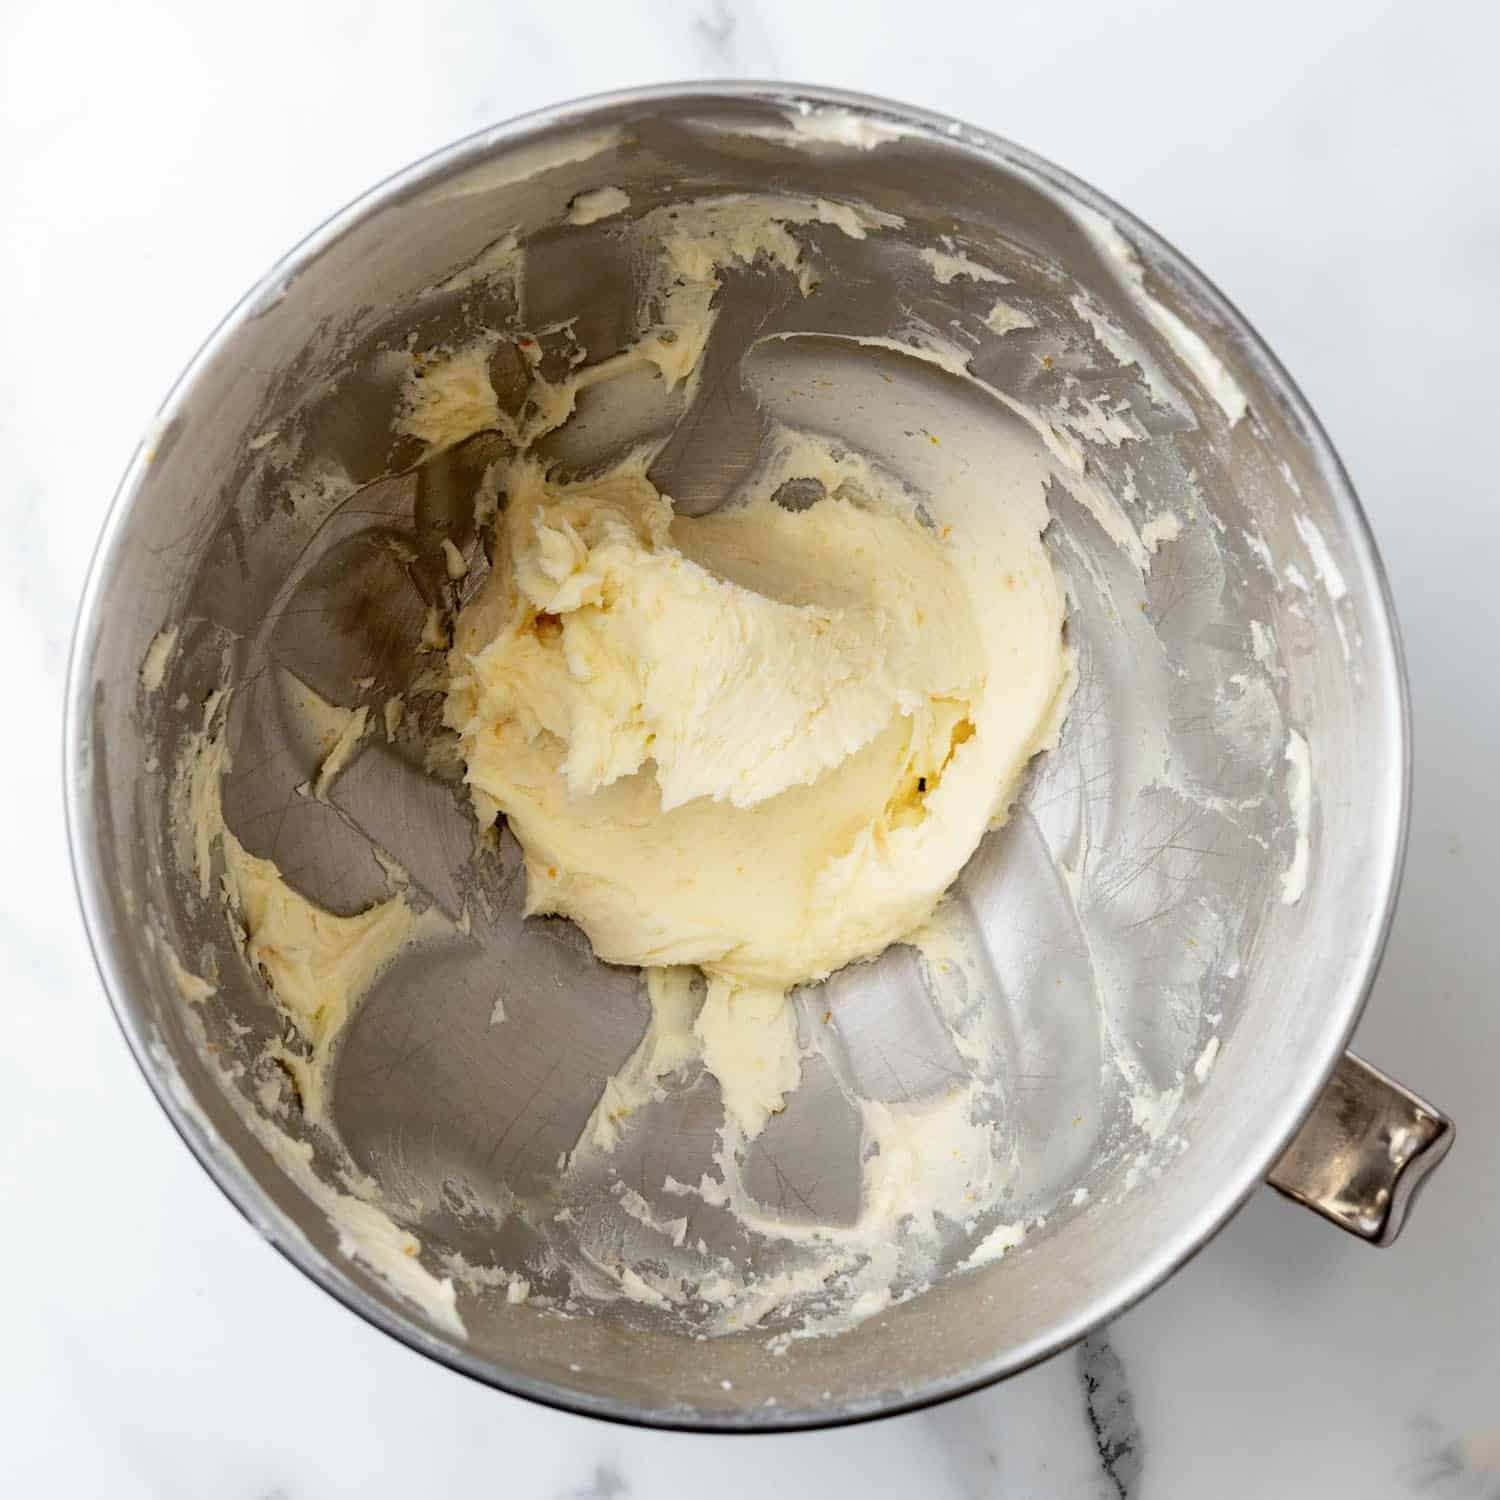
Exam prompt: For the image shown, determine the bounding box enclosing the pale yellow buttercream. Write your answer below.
[445,428,1072,1012]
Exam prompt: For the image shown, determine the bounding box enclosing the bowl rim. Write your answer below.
[63,78,1411,1433]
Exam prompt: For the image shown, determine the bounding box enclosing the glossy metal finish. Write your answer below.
[66,83,1447,1430]
[1268,1052,1454,1245]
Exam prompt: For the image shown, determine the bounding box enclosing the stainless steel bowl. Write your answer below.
[65,82,1452,1430]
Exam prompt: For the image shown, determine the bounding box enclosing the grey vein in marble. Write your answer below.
[1404,1415,1500,1499]
[558,1462,629,1500]
[1080,1334,1143,1499]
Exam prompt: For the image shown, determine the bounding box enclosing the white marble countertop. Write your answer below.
[4,1,1496,1493]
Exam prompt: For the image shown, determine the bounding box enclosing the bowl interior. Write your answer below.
[69,87,1404,1428]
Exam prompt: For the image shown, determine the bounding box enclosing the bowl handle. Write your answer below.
[1266,1051,1453,1245]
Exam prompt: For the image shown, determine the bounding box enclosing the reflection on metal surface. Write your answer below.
[1268,1051,1453,1245]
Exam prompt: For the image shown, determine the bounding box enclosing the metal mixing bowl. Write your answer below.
[65,83,1452,1430]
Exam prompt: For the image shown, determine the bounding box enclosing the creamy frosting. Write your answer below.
[444,436,1070,997]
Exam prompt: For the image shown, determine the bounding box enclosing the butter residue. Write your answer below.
[398,344,502,453]
[399,193,906,461]
[1249,618,1280,674]
[567,967,794,1163]
[572,966,703,1155]
[984,299,1035,335]
[694,980,804,1139]
[1140,511,1182,554]
[778,104,907,152]
[558,963,1019,1335]
[382,694,405,742]
[140,626,179,693]
[431,127,621,204]
[1068,291,1146,376]
[957,1219,1026,1272]
[150,1026,462,1337]
[567,186,630,226]
[220,832,419,1122]
[432,230,523,297]
[157,687,463,1334]
[1193,1034,1221,1084]
[1280,730,1312,904]
[918,243,1008,286]
[1293,513,1348,601]
[174,695,438,1124]
[145,923,217,1004]
[312,704,369,799]
[165,942,215,1004]
[625,194,904,391]
[1070,203,1247,425]
[807,327,1156,577]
